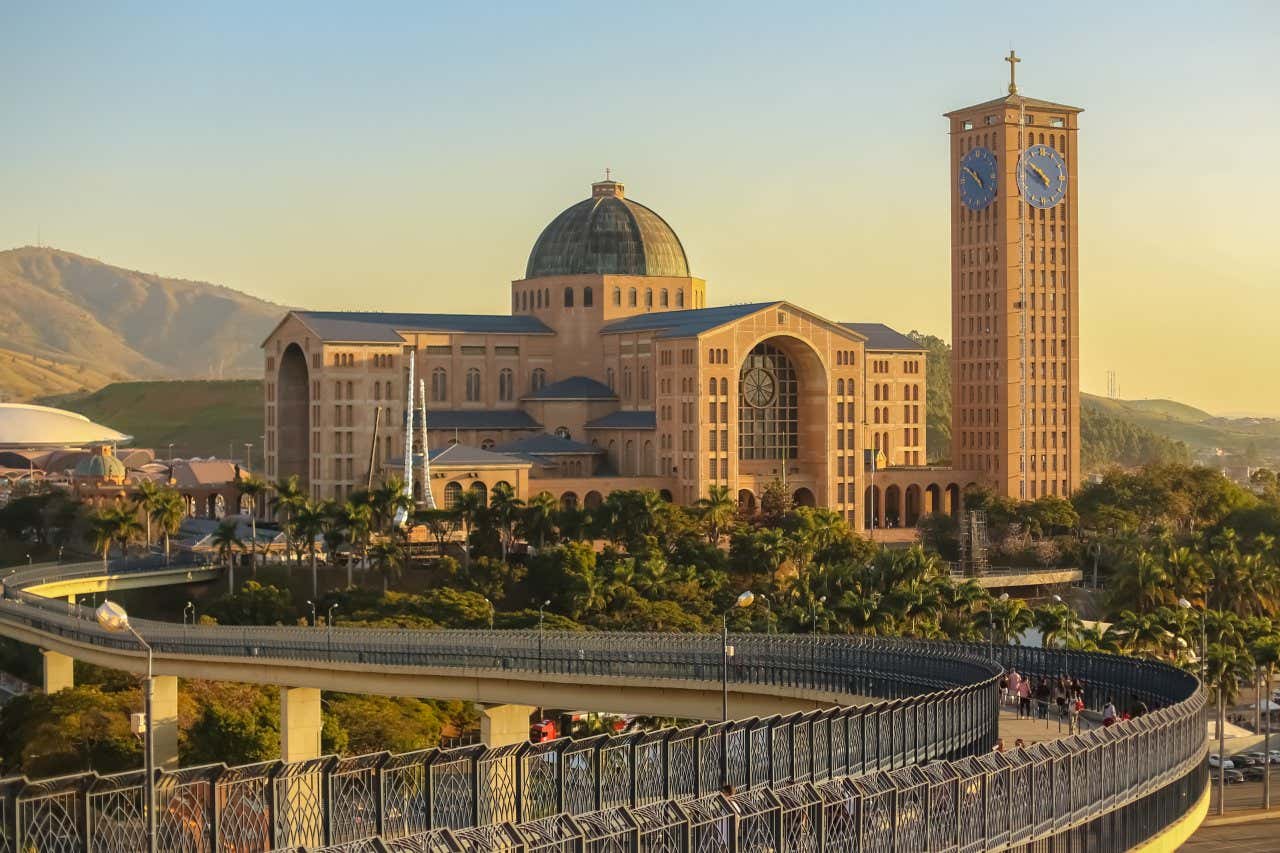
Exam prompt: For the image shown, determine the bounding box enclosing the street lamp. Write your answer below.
[1178,598,1206,678]
[167,443,175,463]
[305,600,317,627]
[328,603,339,628]
[723,591,756,722]
[485,599,495,630]
[95,601,156,853]
[538,600,551,674]
[758,593,772,635]
[183,601,194,628]
[811,595,827,638]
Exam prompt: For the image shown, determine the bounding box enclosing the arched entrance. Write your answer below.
[278,343,310,487]
[884,485,901,528]
[584,491,603,510]
[738,489,756,514]
[946,484,961,519]
[904,484,922,527]
[737,336,828,492]
[926,484,942,516]
[792,487,815,508]
[560,492,578,511]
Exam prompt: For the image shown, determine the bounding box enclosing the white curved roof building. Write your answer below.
[0,403,132,450]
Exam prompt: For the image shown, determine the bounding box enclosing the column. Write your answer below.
[480,704,535,748]
[280,687,323,762]
[42,650,73,693]
[151,676,179,771]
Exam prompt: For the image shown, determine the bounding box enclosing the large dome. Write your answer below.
[0,404,131,450]
[526,180,690,278]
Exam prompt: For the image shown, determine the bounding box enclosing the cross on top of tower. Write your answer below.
[1005,50,1021,95]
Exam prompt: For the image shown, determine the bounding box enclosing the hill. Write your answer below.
[41,380,264,460]
[0,247,282,402]
[1082,394,1280,463]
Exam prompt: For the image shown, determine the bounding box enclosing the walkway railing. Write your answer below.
[0,560,1206,852]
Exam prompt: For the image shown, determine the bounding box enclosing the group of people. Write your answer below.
[1000,668,1087,732]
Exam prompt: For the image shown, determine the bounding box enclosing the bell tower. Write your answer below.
[945,55,1083,499]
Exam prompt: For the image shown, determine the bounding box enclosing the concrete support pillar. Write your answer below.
[480,704,535,747]
[151,675,179,771]
[280,687,323,763]
[42,650,74,694]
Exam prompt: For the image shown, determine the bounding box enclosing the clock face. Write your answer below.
[742,367,776,408]
[1018,145,1068,209]
[959,146,998,211]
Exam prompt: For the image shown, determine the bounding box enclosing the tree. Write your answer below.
[759,479,793,525]
[694,485,737,545]
[1250,627,1280,809]
[337,500,373,587]
[487,482,524,560]
[87,506,143,569]
[151,490,186,566]
[1204,639,1255,815]
[205,580,294,626]
[521,492,560,550]
[132,478,163,552]
[368,539,405,593]
[293,500,328,599]
[211,518,241,592]
[272,475,307,561]
[1033,602,1083,648]
[236,474,269,576]
[451,487,485,569]
[987,596,1035,645]
[417,508,456,554]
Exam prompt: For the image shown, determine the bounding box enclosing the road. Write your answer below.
[1182,820,1280,852]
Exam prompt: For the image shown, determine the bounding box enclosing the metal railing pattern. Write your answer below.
[0,561,1206,852]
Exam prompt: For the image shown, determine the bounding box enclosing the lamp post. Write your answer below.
[811,595,827,638]
[183,601,194,628]
[167,443,175,464]
[95,601,155,853]
[327,604,339,661]
[538,600,551,674]
[723,591,756,722]
[758,593,772,635]
[485,599,495,630]
[1178,598,1206,678]
[305,600,317,627]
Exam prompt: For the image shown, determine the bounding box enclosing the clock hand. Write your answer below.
[962,166,985,189]
[1028,162,1051,186]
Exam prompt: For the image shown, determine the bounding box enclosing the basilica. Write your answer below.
[262,71,1082,534]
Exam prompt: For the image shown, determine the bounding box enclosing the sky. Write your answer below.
[3,2,1278,415]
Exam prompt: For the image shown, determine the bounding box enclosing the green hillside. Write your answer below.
[1082,393,1280,461]
[41,380,264,459]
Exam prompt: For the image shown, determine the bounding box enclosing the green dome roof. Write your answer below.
[75,452,126,479]
[525,180,689,279]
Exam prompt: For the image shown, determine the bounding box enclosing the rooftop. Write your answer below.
[944,93,1084,117]
[291,311,553,343]
[840,323,925,352]
[429,443,532,468]
[492,434,602,456]
[601,302,779,338]
[416,409,542,431]
[525,376,616,401]
[0,404,132,450]
[585,411,657,430]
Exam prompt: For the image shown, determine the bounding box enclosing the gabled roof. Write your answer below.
[492,434,602,455]
[840,323,925,352]
[944,93,1083,117]
[418,410,542,430]
[290,310,553,343]
[600,302,779,338]
[525,376,616,401]
[585,411,658,430]
[428,444,531,468]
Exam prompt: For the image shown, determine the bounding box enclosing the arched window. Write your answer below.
[613,287,621,305]
[874,408,881,424]
[480,438,495,450]
[645,289,653,308]
[385,381,392,399]
[873,385,881,401]
[583,286,593,307]
[720,378,728,395]
[837,379,845,395]
[622,367,633,398]
[660,289,669,307]
[374,383,381,400]
[536,289,543,309]
[465,368,482,402]
[606,368,615,390]
[676,290,685,308]
[564,287,574,308]
[431,368,448,402]
[554,426,571,440]
[521,291,528,311]
[498,368,514,401]
[708,378,717,395]
[628,288,637,306]
[470,481,487,505]
[544,288,550,307]
[640,366,650,400]
[530,368,547,392]
[738,342,798,461]
[444,481,463,509]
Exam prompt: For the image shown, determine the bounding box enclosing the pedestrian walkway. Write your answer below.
[996,704,1090,749]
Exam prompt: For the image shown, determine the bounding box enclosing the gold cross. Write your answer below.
[1006,50,1021,95]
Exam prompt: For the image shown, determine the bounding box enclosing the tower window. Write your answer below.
[564,287,574,308]
[628,288,637,307]
[613,287,621,306]
[584,286,593,307]
[498,368,514,401]
[430,368,447,402]
[465,368,482,402]
[530,368,547,392]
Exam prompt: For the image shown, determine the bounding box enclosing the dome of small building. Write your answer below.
[526,180,690,278]
[0,403,131,449]
[74,450,126,481]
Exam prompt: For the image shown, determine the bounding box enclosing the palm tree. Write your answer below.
[133,478,164,553]
[488,482,524,560]
[293,500,328,599]
[151,489,186,566]
[1204,639,1255,815]
[1250,628,1280,809]
[1107,609,1178,659]
[370,476,411,535]
[521,492,560,550]
[417,508,456,555]
[368,539,405,593]
[337,500,373,587]
[1066,624,1121,654]
[88,506,132,568]
[1033,602,1083,648]
[451,488,485,569]
[694,485,737,545]
[987,596,1035,645]
[236,474,268,576]
[272,475,306,561]
[1108,551,1175,612]
[211,518,241,592]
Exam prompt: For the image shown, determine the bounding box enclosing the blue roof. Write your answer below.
[492,434,602,455]
[295,311,553,342]
[585,410,657,430]
[525,376,616,400]
[600,303,778,338]
[840,323,924,352]
[417,410,542,430]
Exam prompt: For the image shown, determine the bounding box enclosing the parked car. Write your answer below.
[1208,754,1235,769]
[1241,751,1273,765]
[1232,753,1262,766]
[1222,768,1245,784]
[1243,765,1268,781]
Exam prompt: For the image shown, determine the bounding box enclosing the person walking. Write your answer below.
[1018,678,1032,719]
[1103,697,1118,727]
[1006,668,1022,707]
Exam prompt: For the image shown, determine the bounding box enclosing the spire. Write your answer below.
[1005,50,1021,95]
